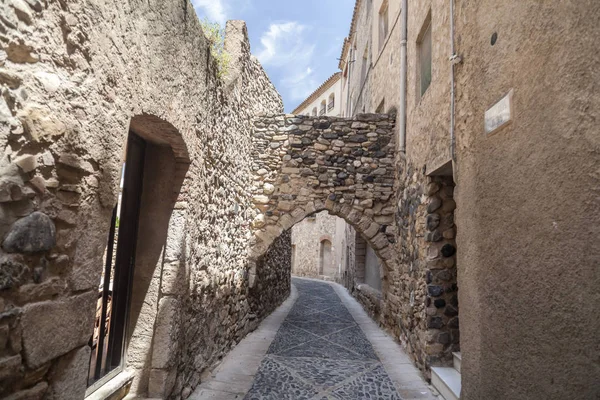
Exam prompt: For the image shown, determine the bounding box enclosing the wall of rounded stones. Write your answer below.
[0,1,287,399]
[379,164,458,378]
[249,113,398,277]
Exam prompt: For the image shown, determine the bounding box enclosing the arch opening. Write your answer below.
[87,114,190,398]
[252,204,393,295]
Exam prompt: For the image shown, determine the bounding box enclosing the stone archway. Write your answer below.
[90,114,191,397]
[248,113,397,286]
[123,114,191,397]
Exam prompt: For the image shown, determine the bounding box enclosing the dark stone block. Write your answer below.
[426,213,441,231]
[328,194,337,201]
[377,136,392,147]
[436,270,452,282]
[427,285,444,297]
[368,143,381,152]
[434,299,446,308]
[317,121,331,129]
[427,196,442,213]
[449,294,459,307]
[348,135,368,143]
[373,151,386,158]
[0,258,29,290]
[445,305,459,317]
[426,271,432,284]
[337,172,348,179]
[428,316,444,329]
[322,133,338,139]
[437,332,451,345]
[441,244,456,257]
[2,212,56,254]
[448,317,459,329]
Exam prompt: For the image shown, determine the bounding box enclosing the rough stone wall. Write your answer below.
[389,175,458,375]
[338,0,455,380]
[248,230,291,318]
[291,211,337,278]
[0,1,287,399]
[454,1,600,399]
[248,114,397,283]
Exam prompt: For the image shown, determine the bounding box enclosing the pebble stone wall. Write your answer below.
[248,114,398,284]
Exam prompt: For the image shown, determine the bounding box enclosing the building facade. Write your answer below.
[290,211,344,280]
[292,72,343,117]
[337,1,600,399]
[0,1,598,400]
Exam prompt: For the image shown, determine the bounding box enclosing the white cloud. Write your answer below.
[192,0,228,25]
[256,22,318,105]
[257,22,314,67]
[281,67,319,102]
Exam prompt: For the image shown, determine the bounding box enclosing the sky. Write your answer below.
[191,0,355,112]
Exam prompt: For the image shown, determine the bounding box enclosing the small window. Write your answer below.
[328,93,335,111]
[379,1,389,52]
[312,107,317,116]
[319,100,326,116]
[418,13,432,98]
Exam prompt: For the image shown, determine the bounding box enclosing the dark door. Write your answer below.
[88,133,146,387]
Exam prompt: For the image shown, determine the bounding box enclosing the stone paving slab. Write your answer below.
[191,277,439,400]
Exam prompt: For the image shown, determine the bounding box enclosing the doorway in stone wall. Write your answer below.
[88,133,146,390]
[354,233,382,292]
[87,115,190,398]
[427,162,461,399]
[319,239,332,276]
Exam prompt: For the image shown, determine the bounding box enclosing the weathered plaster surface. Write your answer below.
[454,1,600,398]
[291,211,338,278]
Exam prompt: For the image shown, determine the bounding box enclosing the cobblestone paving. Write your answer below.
[244,278,402,400]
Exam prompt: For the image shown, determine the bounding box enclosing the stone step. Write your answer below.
[453,351,461,373]
[431,366,461,400]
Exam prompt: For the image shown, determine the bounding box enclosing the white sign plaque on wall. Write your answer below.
[485,90,513,134]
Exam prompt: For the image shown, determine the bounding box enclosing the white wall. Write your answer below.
[295,77,343,117]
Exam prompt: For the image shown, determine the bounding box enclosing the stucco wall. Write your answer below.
[291,211,337,278]
[454,1,600,399]
[0,1,288,399]
[291,211,352,282]
[295,77,343,117]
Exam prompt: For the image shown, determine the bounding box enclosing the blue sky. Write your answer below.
[191,0,355,112]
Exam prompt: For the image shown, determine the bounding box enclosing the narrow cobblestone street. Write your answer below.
[192,278,438,400]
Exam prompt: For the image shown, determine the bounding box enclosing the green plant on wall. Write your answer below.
[201,19,231,79]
